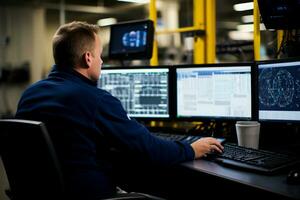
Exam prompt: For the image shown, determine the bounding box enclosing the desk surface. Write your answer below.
[182,159,300,199]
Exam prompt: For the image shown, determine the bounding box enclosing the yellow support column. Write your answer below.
[277,30,284,58]
[193,0,205,64]
[206,0,216,63]
[149,0,158,66]
[253,0,260,61]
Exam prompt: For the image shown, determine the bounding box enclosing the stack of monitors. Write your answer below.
[257,59,300,122]
[176,64,253,120]
[98,67,170,119]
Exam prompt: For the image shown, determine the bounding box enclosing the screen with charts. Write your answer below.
[98,67,169,118]
[176,65,252,119]
[258,60,300,121]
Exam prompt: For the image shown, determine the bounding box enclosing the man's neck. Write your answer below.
[74,67,90,80]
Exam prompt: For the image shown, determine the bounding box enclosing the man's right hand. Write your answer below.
[190,137,224,159]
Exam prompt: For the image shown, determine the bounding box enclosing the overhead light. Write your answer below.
[242,15,253,23]
[117,0,149,3]
[233,2,253,11]
[237,23,266,32]
[97,18,117,27]
[228,31,253,41]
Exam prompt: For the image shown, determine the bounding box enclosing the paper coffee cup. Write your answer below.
[236,121,260,149]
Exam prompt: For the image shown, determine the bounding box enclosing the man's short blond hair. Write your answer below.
[52,21,100,68]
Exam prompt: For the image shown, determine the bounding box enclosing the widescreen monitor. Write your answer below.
[108,19,154,60]
[176,64,252,120]
[98,67,169,118]
[258,59,300,122]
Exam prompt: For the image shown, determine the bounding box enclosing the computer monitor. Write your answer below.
[258,59,300,122]
[258,0,300,29]
[98,67,170,119]
[176,64,252,120]
[108,19,154,60]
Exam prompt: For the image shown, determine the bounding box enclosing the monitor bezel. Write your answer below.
[174,63,255,122]
[255,57,300,124]
[108,19,154,60]
[99,65,174,121]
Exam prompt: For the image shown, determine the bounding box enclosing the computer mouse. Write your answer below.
[287,169,300,185]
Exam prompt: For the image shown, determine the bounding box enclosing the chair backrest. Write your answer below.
[0,119,65,200]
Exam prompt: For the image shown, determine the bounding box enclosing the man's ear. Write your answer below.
[82,51,92,68]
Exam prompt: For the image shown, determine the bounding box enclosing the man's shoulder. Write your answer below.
[24,79,49,91]
[94,88,116,102]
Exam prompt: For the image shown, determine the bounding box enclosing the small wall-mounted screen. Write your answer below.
[109,20,154,60]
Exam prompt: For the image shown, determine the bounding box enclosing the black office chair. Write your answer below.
[0,119,165,200]
[0,119,65,200]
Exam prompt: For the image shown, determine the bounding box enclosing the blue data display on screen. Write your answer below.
[122,30,147,48]
[110,24,149,54]
[108,20,154,60]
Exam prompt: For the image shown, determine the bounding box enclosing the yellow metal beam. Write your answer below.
[206,0,216,63]
[156,26,204,35]
[149,0,158,66]
[277,30,284,57]
[193,0,205,64]
[253,0,260,61]
[150,0,211,65]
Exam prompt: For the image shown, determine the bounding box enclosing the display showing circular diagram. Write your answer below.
[259,68,277,107]
[259,68,295,108]
[272,69,294,107]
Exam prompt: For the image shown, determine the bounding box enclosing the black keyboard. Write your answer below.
[153,132,225,145]
[211,143,300,174]
[153,132,202,144]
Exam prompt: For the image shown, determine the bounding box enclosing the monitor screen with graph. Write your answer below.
[258,59,300,122]
[176,64,252,120]
[98,67,169,118]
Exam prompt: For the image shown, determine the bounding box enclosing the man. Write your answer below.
[15,21,223,200]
